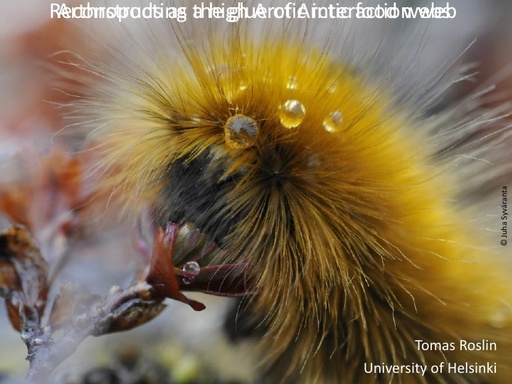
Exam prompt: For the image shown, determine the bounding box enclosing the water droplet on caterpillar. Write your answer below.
[286,76,298,90]
[182,261,201,284]
[279,100,305,128]
[224,114,259,150]
[323,111,344,133]
[238,81,248,91]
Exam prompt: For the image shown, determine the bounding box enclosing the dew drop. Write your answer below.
[279,100,306,128]
[286,76,298,90]
[224,114,259,150]
[182,261,201,284]
[323,111,344,133]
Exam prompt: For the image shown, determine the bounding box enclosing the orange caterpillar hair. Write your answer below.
[72,2,512,383]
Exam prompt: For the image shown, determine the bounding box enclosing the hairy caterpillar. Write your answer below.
[67,1,512,383]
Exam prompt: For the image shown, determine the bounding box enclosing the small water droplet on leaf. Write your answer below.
[182,261,201,284]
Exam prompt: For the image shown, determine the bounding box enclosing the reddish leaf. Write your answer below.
[5,294,23,332]
[146,227,205,311]
[0,189,31,228]
[0,258,21,293]
[0,226,49,330]
[0,149,91,242]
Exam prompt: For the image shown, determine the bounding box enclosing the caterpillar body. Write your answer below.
[71,1,512,383]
